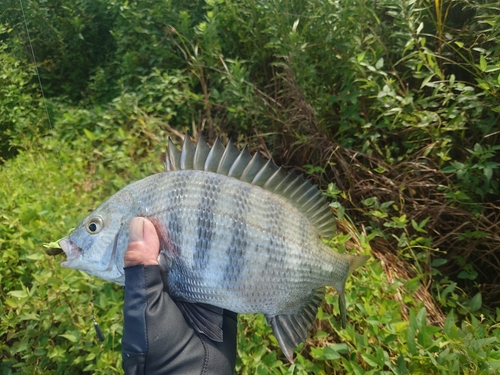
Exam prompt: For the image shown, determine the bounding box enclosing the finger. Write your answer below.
[124,217,160,267]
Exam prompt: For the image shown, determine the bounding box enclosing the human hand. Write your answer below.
[121,217,237,375]
[123,217,159,267]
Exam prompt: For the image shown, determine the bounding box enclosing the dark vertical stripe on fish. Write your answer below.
[265,195,284,271]
[194,175,222,270]
[299,216,311,282]
[167,173,188,257]
[223,185,251,282]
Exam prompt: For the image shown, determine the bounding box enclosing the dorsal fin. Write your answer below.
[165,135,337,238]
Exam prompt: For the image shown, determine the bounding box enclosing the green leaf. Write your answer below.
[397,354,408,375]
[60,333,78,343]
[479,55,487,72]
[8,290,28,299]
[469,292,482,312]
[5,298,19,308]
[407,326,417,355]
[458,268,478,280]
[483,167,493,180]
[362,197,377,207]
[416,22,424,34]
[416,307,427,328]
[444,310,459,339]
[83,128,95,140]
[411,218,428,233]
[328,343,349,354]
[26,253,44,260]
[431,258,447,267]
[420,73,436,88]
[362,353,383,368]
[322,346,341,360]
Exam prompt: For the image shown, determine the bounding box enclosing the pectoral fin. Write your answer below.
[267,288,324,363]
[175,301,224,342]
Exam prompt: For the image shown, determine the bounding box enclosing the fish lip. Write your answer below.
[59,237,82,267]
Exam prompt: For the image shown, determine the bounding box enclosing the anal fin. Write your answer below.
[267,288,325,363]
[175,301,225,342]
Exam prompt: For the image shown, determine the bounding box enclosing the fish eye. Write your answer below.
[86,217,104,234]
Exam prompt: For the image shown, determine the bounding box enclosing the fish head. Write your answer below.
[59,189,135,285]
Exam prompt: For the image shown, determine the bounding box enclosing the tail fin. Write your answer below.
[337,254,370,328]
[348,254,370,275]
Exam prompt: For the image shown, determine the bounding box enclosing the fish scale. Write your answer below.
[59,135,369,362]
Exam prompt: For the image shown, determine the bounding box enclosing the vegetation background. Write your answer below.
[1,0,499,373]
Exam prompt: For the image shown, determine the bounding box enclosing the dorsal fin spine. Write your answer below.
[251,159,278,187]
[303,197,325,216]
[272,173,299,196]
[217,139,239,175]
[310,210,334,227]
[167,138,181,171]
[262,167,285,191]
[298,190,323,212]
[181,135,195,169]
[228,146,252,178]
[241,152,264,183]
[194,137,210,170]
[287,179,312,201]
[205,137,225,172]
[279,174,304,197]
[294,185,319,208]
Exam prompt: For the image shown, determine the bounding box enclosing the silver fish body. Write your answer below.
[60,136,369,362]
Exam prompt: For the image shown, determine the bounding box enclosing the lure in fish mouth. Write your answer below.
[56,135,369,362]
[45,247,64,256]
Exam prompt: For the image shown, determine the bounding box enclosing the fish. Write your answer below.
[59,135,369,362]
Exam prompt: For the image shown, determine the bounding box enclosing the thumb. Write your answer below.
[124,217,160,267]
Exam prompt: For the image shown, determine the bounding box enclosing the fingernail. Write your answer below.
[129,217,144,242]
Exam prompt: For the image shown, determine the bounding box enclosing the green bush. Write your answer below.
[1,0,500,373]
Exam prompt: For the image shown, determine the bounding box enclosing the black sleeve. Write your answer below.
[122,265,237,375]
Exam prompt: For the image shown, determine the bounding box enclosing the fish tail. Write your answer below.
[336,254,369,328]
[347,254,370,275]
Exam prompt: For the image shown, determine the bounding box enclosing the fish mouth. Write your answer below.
[59,237,82,268]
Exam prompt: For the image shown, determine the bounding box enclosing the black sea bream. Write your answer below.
[59,136,369,361]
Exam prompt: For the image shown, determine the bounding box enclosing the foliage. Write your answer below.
[0,26,42,160]
[1,0,500,373]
